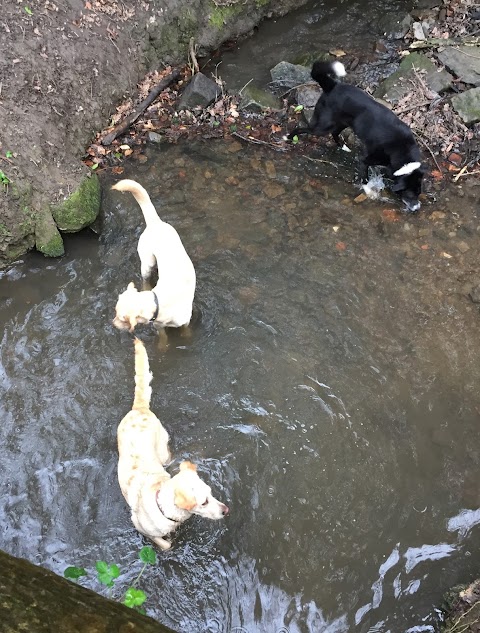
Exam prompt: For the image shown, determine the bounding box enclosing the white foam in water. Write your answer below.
[362,173,386,199]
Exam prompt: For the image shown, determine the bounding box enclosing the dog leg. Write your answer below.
[152,536,172,551]
[179,324,192,339]
[154,325,169,352]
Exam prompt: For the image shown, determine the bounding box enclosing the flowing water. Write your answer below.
[2,2,480,633]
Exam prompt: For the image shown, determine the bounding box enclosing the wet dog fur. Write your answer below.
[117,337,229,550]
[288,60,425,212]
[112,179,196,332]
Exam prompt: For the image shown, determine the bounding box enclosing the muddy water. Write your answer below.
[2,3,480,633]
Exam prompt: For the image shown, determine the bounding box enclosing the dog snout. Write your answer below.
[221,504,229,516]
[403,199,421,213]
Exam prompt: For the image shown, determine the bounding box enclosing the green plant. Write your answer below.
[292,135,299,145]
[5,151,13,159]
[64,546,157,613]
[24,6,33,14]
[0,170,11,186]
[294,104,304,113]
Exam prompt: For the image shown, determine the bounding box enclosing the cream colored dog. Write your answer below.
[111,179,196,332]
[117,338,229,550]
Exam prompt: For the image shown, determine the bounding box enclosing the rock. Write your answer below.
[263,183,285,199]
[270,61,311,89]
[177,72,219,110]
[296,84,321,108]
[412,22,427,40]
[451,87,480,124]
[35,207,64,258]
[469,284,480,303]
[239,85,279,112]
[377,13,412,39]
[265,161,276,178]
[51,174,100,232]
[291,51,330,67]
[375,52,453,103]
[147,131,164,144]
[437,47,480,87]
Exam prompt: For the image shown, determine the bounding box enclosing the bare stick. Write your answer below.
[189,37,199,74]
[414,131,442,173]
[231,131,287,152]
[101,69,181,146]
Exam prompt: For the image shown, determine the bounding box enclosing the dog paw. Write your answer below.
[341,143,352,153]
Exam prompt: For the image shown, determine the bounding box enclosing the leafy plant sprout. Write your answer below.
[64,546,157,614]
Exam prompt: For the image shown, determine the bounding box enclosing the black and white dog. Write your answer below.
[288,60,425,212]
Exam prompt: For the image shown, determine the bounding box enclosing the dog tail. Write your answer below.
[311,60,346,92]
[111,179,161,227]
[132,337,152,411]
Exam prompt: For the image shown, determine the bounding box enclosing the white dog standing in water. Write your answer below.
[111,179,196,333]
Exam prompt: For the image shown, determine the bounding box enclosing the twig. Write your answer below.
[304,155,339,168]
[454,168,480,180]
[278,81,317,98]
[101,69,181,146]
[238,77,254,96]
[409,35,480,49]
[231,131,287,152]
[188,37,199,74]
[414,131,442,172]
[395,100,431,115]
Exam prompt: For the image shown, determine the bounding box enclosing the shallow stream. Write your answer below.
[1,2,480,632]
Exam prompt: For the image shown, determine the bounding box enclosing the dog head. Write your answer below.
[113,282,144,332]
[172,461,229,520]
[392,162,425,213]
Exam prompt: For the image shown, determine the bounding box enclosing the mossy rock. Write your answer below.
[209,3,244,29]
[35,207,64,258]
[51,173,100,232]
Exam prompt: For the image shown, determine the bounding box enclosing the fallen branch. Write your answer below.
[189,38,199,74]
[231,131,287,152]
[409,36,480,50]
[101,69,181,146]
[414,131,442,173]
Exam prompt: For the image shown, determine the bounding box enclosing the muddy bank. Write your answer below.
[0,0,307,267]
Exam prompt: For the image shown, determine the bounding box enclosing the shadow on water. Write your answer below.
[2,3,480,632]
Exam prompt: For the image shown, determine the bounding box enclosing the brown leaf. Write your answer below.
[112,166,124,175]
[336,241,347,251]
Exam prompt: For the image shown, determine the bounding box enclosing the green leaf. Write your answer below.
[91,162,99,170]
[229,124,237,133]
[109,564,120,579]
[64,566,88,580]
[136,607,146,615]
[292,135,299,145]
[124,588,147,608]
[0,171,11,185]
[24,6,33,14]
[114,152,122,159]
[95,561,108,574]
[294,104,304,112]
[5,151,13,159]
[212,120,220,127]
[139,546,157,565]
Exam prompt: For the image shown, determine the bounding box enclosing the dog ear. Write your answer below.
[174,487,196,511]
[127,281,137,292]
[179,461,197,472]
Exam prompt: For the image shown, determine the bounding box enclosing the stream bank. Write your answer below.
[0,0,307,267]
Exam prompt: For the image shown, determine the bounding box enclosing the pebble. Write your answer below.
[457,241,470,253]
[263,183,285,199]
[265,161,277,178]
[228,141,243,153]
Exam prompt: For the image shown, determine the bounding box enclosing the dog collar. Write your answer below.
[156,492,181,524]
[150,291,159,322]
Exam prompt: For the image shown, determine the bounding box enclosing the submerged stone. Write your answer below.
[375,52,453,102]
[270,61,311,89]
[239,85,280,112]
[437,46,480,86]
[377,13,412,39]
[51,173,101,233]
[177,72,219,110]
[35,207,65,257]
[451,87,480,124]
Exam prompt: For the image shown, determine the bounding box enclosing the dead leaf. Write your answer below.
[354,193,368,204]
[329,49,346,57]
[112,166,124,175]
[271,124,282,133]
[431,170,443,181]
[382,209,399,222]
[119,144,131,150]
[124,148,133,156]
[441,252,453,259]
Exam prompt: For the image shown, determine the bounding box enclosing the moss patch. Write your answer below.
[35,207,64,258]
[51,173,100,232]
[209,3,243,28]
